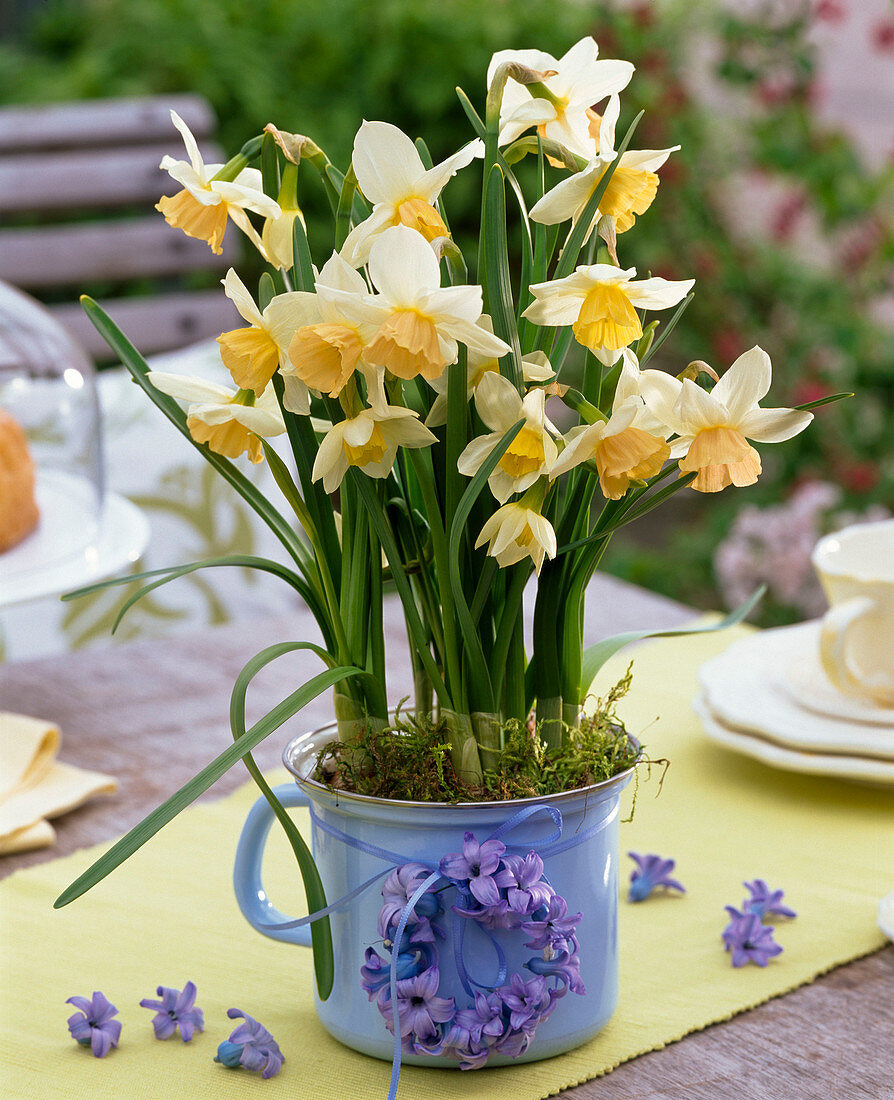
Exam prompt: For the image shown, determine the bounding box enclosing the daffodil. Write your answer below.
[148,371,284,464]
[261,161,306,270]
[217,270,308,397]
[336,225,510,384]
[425,320,554,427]
[523,264,694,366]
[476,496,557,575]
[156,111,280,256]
[487,38,634,160]
[312,403,436,493]
[341,122,482,266]
[283,253,383,409]
[639,347,813,493]
[550,352,670,498]
[457,372,559,503]
[530,95,678,235]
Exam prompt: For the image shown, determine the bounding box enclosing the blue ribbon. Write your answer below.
[255,799,615,1099]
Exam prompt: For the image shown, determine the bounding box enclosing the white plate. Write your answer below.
[775,621,894,726]
[0,472,148,608]
[698,625,894,760]
[693,695,894,786]
[879,891,894,942]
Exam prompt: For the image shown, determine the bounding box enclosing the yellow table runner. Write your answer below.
[1,627,891,1099]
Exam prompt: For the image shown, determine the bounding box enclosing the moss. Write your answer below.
[315,665,653,803]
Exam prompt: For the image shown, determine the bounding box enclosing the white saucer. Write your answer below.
[775,621,894,726]
[698,625,894,759]
[879,890,894,942]
[693,695,894,787]
[0,471,149,608]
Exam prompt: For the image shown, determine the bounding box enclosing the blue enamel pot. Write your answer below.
[234,721,637,1068]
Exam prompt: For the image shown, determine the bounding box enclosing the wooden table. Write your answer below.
[2,574,891,1098]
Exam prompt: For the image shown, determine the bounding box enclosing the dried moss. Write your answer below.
[315,665,651,803]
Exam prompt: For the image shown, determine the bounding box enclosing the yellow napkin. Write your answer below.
[0,625,890,1099]
[0,712,118,854]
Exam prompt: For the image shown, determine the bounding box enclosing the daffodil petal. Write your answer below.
[737,407,813,443]
[677,378,728,431]
[625,276,695,310]
[211,180,280,218]
[368,225,441,305]
[169,110,205,177]
[414,140,483,201]
[222,269,266,328]
[353,121,425,206]
[147,371,234,405]
[712,345,772,421]
[340,205,397,268]
[473,371,524,432]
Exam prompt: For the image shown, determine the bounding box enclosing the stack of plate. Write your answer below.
[695,621,894,786]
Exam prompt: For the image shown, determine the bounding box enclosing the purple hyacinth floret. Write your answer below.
[384,966,455,1040]
[742,879,797,921]
[139,981,204,1041]
[440,831,507,906]
[522,894,582,951]
[360,943,436,1002]
[628,852,686,902]
[378,862,442,947]
[66,991,122,1058]
[499,973,553,1031]
[722,909,784,968]
[496,852,555,915]
[214,1009,284,1078]
[527,948,586,995]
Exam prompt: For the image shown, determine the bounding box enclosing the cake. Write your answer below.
[0,409,39,552]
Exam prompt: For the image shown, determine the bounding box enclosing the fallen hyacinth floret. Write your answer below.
[742,879,797,921]
[627,852,686,902]
[722,908,784,967]
[214,1009,284,1078]
[66,991,122,1058]
[139,981,204,1041]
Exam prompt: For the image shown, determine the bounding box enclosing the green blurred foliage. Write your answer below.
[3,0,892,616]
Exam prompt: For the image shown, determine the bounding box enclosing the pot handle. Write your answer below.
[233,783,313,947]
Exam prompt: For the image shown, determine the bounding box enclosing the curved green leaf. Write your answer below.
[580,586,765,696]
[54,664,365,909]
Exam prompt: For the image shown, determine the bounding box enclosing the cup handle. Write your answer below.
[233,783,313,947]
[819,596,875,699]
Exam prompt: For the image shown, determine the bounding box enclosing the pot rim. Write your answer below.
[282,720,641,810]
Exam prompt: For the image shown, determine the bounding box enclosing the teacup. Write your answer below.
[812,519,894,706]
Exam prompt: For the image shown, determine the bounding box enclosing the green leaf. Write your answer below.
[580,586,765,695]
[63,555,331,647]
[230,641,367,1001]
[638,292,694,367]
[792,391,853,411]
[483,164,524,389]
[54,664,367,909]
[79,298,308,568]
[447,419,525,710]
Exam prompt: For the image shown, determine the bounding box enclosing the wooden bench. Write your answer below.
[0,94,240,361]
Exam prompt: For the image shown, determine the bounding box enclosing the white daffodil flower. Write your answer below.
[282,252,385,412]
[341,121,483,266]
[217,270,309,398]
[148,371,284,464]
[156,111,280,256]
[550,351,670,498]
[523,264,694,366]
[476,500,557,575]
[639,346,814,493]
[311,404,436,493]
[457,372,559,503]
[425,318,555,427]
[530,95,678,236]
[487,38,634,160]
[336,225,510,384]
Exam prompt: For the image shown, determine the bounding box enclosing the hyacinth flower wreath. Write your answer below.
[54,36,844,1089]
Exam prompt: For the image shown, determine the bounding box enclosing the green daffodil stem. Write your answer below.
[538,696,564,754]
